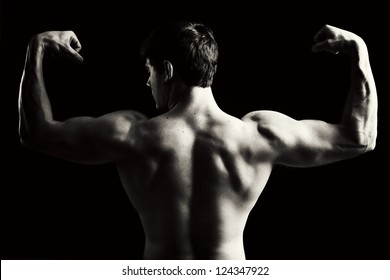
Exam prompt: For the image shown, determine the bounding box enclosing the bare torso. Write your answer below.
[115,105,273,259]
[18,26,377,260]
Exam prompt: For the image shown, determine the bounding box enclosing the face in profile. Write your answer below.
[145,58,170,112]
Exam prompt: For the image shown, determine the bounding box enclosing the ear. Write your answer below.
[163,60,174,83]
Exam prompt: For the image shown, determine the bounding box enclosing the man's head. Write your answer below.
[141,21,218,112]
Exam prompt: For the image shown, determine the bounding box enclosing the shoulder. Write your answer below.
[97,110,149,142]
[241,110,300,147]
[241,110,296,134]
[101,110,149,124]
[242,110,292,124]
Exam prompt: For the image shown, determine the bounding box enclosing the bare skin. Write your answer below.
[18,25,377,259]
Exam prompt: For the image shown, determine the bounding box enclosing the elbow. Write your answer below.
[19,135,27,147]
[359,130,377,154]
[19,127,37,150]
[365,134,377,152]
[348,128,376,155]
[19,132,33,149]
[19,121,55,151]
[19,125,28,147]
[366,143,376,152]
[365,126,378,152]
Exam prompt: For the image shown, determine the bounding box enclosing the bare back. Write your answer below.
[116,109,273,259]
[19,25,377,261]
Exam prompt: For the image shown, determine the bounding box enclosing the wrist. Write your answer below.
[28,34,46,56]
[26,35,46,69]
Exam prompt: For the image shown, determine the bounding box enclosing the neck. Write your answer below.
[169,86,220,114]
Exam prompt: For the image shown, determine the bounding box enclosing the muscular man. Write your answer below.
[18,22,377,259]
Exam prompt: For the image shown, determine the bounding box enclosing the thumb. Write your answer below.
[65,47,84,63]
[66,33,83,63]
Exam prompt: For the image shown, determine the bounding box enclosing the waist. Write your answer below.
[143,236,245,260]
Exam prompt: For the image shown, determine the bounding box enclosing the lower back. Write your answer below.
[143,236,246,260]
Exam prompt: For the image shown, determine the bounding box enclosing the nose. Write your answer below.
[146,78,151,87]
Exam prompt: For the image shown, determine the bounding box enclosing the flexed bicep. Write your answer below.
[242,25,376,167]
[276,119,367,167]
[31,111,146,165]
[19,31,148,164]
[243,111,366,168]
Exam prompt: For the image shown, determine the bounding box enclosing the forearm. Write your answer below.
[341,40,378,150]
[18,36,54,144]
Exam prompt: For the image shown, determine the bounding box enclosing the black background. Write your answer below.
[1,0,389,260]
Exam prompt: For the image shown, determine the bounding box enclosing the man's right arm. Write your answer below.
[242,25,377,167]
[18,31,148,164]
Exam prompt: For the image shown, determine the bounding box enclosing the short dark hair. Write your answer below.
[140,21,218,88]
